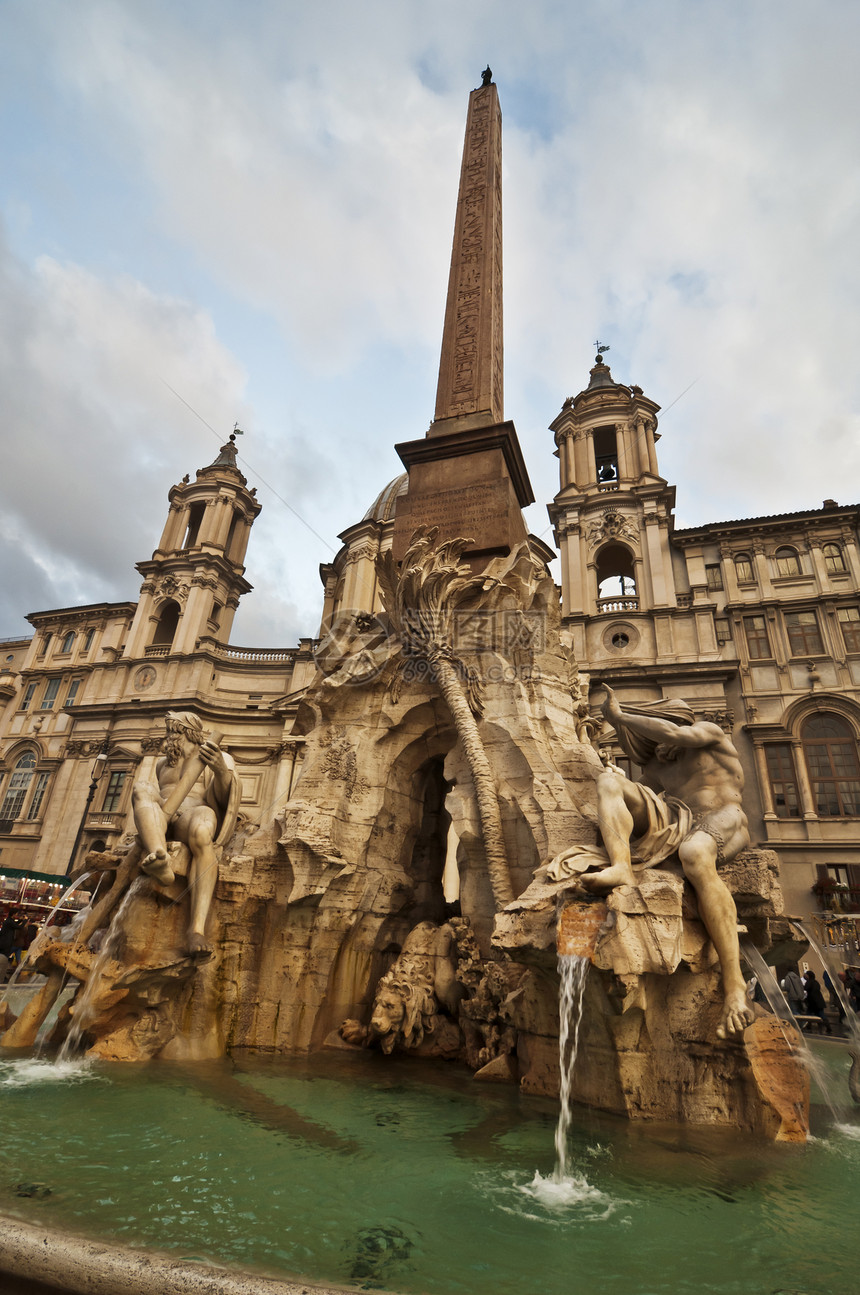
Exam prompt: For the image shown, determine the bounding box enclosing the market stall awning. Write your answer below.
[0,867,70,885]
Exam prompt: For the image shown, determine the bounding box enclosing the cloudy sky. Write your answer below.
[1,0,858,645]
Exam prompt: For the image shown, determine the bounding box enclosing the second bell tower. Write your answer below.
[123,433,262,660]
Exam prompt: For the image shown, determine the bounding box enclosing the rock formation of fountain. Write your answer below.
[1,528,810,1143]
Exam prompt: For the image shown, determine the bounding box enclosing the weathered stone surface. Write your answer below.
[495,851,809,1136]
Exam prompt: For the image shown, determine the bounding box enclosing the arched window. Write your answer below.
[802,713,860,817]
[775,546,802,577]
[0,753,35,820]
[823,543,846,574]
[0,751,51,825]
[151,600,181,648]
[596,544,637,607]
[60,631,75,654]
[734,553,755,582]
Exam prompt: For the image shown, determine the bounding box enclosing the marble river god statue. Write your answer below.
[132,710,240,957]
[547,686,754,1039]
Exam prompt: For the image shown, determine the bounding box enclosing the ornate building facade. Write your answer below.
[0,435,316,883]
[1,79,857,940]
[549,352,860,921]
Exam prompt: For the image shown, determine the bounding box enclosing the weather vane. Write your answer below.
[594,341,610,357]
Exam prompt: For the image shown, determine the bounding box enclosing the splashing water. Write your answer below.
[553,953,589,1181]
[57,876,148,1061]
[0,1056,96,1088]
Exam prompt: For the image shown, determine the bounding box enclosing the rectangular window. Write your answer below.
[40,679,61,710]
[785,610,824,656]
[838,607,860,653]
[765,745,801,818]
[705,564,723,591]
[715,617,732,644]
[102,770,127,814]
[65,679,81,707]
[20,682,37,712]
[744,615,771,659]
[26,772,50,821]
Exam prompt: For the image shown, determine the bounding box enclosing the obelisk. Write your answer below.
[432,73,504,432]
[392,71,534,564]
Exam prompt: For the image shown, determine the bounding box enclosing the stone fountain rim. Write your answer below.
[0,1213,397,1295]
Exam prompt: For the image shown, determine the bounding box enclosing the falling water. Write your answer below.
[553,953,589,1181]
[793,919,860,1048]
[57,876,147,1061]
[741,936,854,1124]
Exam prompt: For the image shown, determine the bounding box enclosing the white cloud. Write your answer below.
[1,0,859,644]
[0,230,251,632]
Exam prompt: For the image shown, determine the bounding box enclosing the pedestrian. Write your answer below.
[783,967,806,1017]
[802,969,832,1034]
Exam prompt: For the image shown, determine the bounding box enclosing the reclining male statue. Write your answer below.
[548,686,754,1040]
[132,711,239,957]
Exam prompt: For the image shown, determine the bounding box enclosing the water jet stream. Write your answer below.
[553,953,588,1181]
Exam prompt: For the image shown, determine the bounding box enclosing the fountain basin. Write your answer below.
[0,1049,857,1295]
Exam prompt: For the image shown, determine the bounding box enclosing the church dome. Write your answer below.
[363,473,408,523]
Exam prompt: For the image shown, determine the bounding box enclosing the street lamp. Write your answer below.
[66,736,111,876]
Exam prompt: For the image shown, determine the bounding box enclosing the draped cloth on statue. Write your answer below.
[545,783,694,882]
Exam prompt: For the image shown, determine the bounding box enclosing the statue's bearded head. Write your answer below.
[162,712,206,766]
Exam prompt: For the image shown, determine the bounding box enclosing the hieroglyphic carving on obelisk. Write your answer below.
[432,79,503,430]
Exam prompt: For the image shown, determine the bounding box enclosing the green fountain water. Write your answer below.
[0,1047,857,1295]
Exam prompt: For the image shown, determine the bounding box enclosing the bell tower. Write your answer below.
[548,352,676,623]
[123,432,262,659]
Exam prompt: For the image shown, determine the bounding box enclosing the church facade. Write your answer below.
[549,351,860,921]
[1,76,859,935]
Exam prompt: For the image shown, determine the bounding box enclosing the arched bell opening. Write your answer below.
[151,599,181,649]
[596,543,637,609]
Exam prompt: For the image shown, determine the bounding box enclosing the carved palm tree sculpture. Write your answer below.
[376,527,514,908]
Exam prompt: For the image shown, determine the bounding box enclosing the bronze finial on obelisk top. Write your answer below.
[431,69,503,434]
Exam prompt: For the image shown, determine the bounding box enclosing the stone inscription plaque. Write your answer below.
[393,479,520,557]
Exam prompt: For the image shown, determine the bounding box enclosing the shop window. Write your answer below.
[823,543,846,574]
[775,546,802,577]
[765,745,801,818]
[802,713,860,817]
[785,610,824,656]
[838,607,860,653]
[734,553,755,583]
[743,615,771,660]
